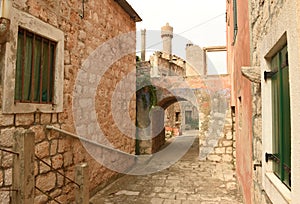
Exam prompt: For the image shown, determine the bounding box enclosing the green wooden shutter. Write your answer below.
[271,44,291,188]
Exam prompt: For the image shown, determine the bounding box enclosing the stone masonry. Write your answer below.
[90,132,243,204]
[249,0,289,203]
[137,56,236,164]
[0,0,139,203]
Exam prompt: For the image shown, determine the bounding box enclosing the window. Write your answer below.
[185,110,192,123]
[271,44,291,188]
[1,8,64,113]
[175,112,180,122]
[232,0,238,45]
[15,27,56,104]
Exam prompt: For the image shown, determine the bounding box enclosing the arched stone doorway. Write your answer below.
[136,87,202,154]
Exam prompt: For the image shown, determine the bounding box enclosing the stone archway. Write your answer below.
[136,75,235,163]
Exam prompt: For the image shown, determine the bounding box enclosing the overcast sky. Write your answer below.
[126,0,227,74]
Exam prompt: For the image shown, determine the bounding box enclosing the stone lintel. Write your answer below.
[241,66,261,83]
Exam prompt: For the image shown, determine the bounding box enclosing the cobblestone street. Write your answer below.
[90,131,244,204]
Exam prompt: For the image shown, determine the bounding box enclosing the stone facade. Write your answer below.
[0,0,140,203]
[227,0,300,203]
[137,24,234,165]
[253,0,300,203]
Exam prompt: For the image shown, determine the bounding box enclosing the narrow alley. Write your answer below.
[90,131,244,204]
[2,0,299,203]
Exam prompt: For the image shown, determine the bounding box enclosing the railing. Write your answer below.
[44,125,137,203]
[46,125,136,158]
[34,156,88,204]
[0,147,19,202]
[34,155,85,204]
[2,130,89,204]
[2,126,134,204]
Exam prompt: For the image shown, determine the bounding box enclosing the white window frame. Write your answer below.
[1,8,64,113]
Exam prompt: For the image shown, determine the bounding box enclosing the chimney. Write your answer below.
[185,42,205,76]
[141,29,146,61]
[161,23,173,57]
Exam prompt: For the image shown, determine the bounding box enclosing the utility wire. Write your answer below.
[144,13,225,50]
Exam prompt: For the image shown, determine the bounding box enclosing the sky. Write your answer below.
[126,0,227,74]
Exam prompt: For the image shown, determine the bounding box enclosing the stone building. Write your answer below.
[136,23,234,166]
[0,0,141,203]
[227,0,300,203]
[146,23,204,135]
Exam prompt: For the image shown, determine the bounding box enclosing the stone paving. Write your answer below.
[90,131,244,204]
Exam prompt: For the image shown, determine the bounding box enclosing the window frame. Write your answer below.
[232,0,238,45]
[1,8,64,113]
[270,44,291,189]
[15,27,57,104]
[262,33,292,204]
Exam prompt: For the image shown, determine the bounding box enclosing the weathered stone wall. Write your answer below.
[249,0,287,203]
[250,0,287,66]
[251,82,271,204]
[197,87,234,163]
[137,56,234,164]
[0,0,137,203]
[164,102,181,129]
[149,52,186,77]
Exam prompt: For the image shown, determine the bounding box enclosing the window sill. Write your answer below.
[264,172,291,204]
[2,102,62,114]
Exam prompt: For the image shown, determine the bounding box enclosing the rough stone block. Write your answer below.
[50,189,62,199]
[55,194,69,204]
[0,191,9,204]
[41,113,52,124]
[223,140,233,147]
[225,132,233,140]
[253,117,262,139]
[30,125,46,143]
[57,171,65,188]
[215,147,226,154]
[51,113,58,123]
[36,141,50,159]
[50,139,58,156]
[15,113,34,126]
[63,151,73,167]
[52,154,63,169]
[40,158,51,174]
[226,147,233,154]
[222,154,233,162]
[207,154,221,162]
[4,168,12,186]
[1,152,12,168]
[58,139,71,153]
[36,172,56,192]
[0,128,14,147]
[0,114,14,126]
[233,150,236,158]
[34,195,48,204]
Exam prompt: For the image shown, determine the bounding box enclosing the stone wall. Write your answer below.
[249,0,288,203]
[250,0,287,66]
[251,82,271,204]
[0,0,137,203]
[198,88,235,163]
[137,53,234,164]
[149,52,186,77]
